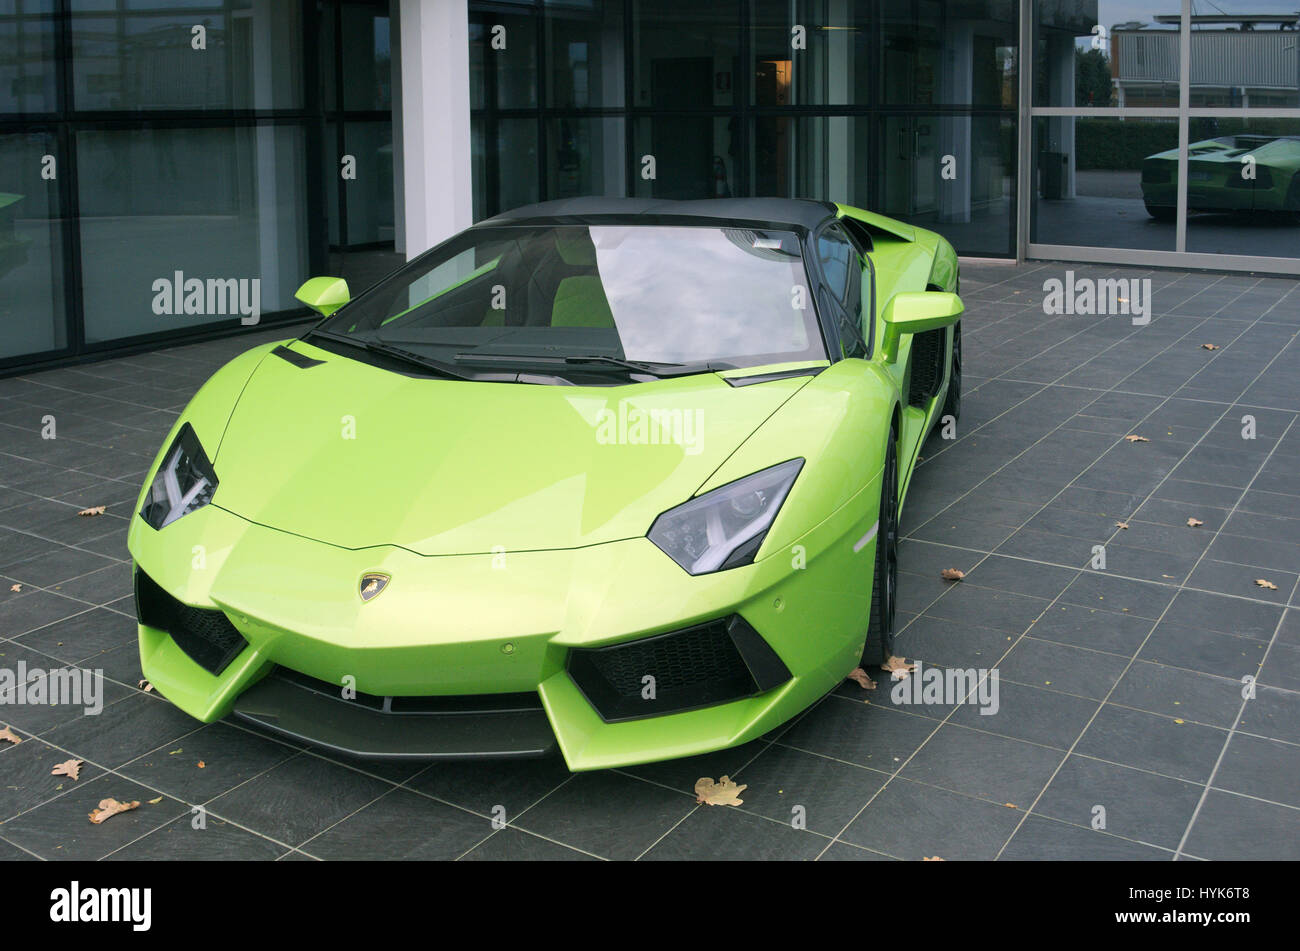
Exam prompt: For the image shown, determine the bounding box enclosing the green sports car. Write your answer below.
[128,197,962,770]
[1141,134,1300,221]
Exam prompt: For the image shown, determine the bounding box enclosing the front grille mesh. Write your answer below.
[585,622,743,696]
[567,617,762,722]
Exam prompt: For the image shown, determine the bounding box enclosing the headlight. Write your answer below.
[140,423,219,530]
[648,459,803,575]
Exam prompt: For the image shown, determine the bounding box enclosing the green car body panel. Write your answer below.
[128,199,961,770]
[1141,135,1300,217]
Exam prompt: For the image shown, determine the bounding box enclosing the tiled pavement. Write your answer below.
[0,261,1298,861]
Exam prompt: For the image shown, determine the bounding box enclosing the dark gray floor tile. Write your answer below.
[119,721,299,804]
[999,815,1171,860]
[1213,732,1300,808]
[949,679,1098,749]
[1110,661,1245,728]
[775,697,938,772]
[1181,789,1300,861]
[404,754,572,819]
[304,788,492,860]
[205,753,393,848]
[642,803,829,860]
[729,744,887,835]
[511,771,695,861]
[0,772,187,860]
[899,723,1064,806]
[839,778,1022,861]
[460,827,596,861]
[41,693,202,767]
[1034,754,1202,849]
[1076,704,1226,784]
[104,815,285,861]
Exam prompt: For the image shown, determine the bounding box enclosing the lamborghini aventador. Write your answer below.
[128,197,963,770]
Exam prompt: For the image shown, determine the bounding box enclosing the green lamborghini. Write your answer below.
[1141,134,1300,221]
[128,197,962,770]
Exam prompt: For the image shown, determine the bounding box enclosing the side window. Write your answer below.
[816,227,853,300]
[816,225,866,359]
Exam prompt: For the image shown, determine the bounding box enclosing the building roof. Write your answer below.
[479,197,840,231]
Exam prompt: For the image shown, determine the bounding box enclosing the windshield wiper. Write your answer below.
[454,351,728,377]
[308,330,472,381]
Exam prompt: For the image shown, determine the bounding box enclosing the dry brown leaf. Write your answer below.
[940,568,966,581]
[88,798,139,824]
[1201,343,1220,350]
[1187,517,1204,528]
[1115,521,1129,530]
[694,775,747,807]
[1255,579,1278,590]
[8,584,20,593]
[137,679,154,693]
[77,505,106,517]
[923,856,945,861]
[883,656,917,681]
[847,667,877,690]
[51,759,82,781]
[1124,435,1149,443]
[0,725,21,746]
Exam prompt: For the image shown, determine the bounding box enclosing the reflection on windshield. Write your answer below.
[316,223,828,371]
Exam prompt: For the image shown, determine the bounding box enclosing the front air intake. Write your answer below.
[566,615,791,722]
[134,569,248,675]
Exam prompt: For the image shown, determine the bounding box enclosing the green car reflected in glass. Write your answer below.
[1141,135,1300,222]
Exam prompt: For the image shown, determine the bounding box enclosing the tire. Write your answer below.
[862,428,899,668]
[1144,201,1175,222]
[941,321,961,424]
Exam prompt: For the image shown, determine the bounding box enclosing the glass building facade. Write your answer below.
[0,0,395,372]
[2,0,1298,374]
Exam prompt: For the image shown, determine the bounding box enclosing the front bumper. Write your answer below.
[127,493,874,771]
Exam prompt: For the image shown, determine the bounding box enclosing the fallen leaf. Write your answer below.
[847,667,877,690]
[1255,579,1278,590]
[88,798,139,824]
[1124,435,1149,443]
[1201,343,1220,350]
[695,776,747,807]
[168,748,182,755]
[940,568,965,581]
[923,856,945,861]
[77,505,106,517]
[148,797,163,805]
[1115,521,1129,530]
[883,656,917,681]
[1187,517,1203,528]
[1004,803,1017,809]
[51,759,82,781]
[197,761,206,769]
[137,679,154,693]
[8,584,19,593]
[0,725,21,746]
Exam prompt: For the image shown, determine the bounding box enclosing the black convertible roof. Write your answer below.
[479,197,839,232]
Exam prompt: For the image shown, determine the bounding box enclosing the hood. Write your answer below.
[209,342,812,555]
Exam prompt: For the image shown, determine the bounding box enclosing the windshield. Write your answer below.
[313,224,828,373]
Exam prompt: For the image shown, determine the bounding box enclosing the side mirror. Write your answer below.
[295,276,350,317]
[880,291,963,364]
